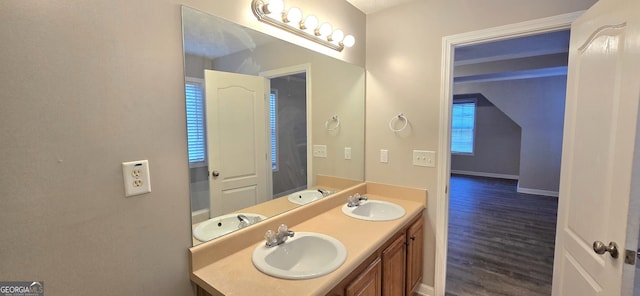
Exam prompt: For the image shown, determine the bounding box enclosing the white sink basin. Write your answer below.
[341,200,406,221]
[193,213,267,242]
[287,189,324,205]
[252,232,347,280]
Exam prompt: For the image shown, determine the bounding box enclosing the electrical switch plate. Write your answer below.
[344,147,352,160]
[313,145,327,158]
[413,150,436,167]
[380,149,389,163]
[122,160,151,197]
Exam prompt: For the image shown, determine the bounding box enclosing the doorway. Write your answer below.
[434,12,582,295]
[260,64,312,198]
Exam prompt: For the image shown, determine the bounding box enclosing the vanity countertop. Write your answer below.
[189,184,426,296]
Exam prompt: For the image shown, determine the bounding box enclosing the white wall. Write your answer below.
[365,0,597,287]
[455,76,567,193]
[0,1,364,295]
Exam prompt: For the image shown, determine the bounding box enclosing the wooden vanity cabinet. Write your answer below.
[405,216,424,294]
[345,258,382,296]
[382,234,406,296]
[329,211,424,296]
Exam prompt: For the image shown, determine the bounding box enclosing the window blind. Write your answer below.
[185,82,206,163]
[451,101,476,154]
[270,92,278,170]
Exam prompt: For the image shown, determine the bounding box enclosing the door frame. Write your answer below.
[434,12,584,295]
[260,63,313,195]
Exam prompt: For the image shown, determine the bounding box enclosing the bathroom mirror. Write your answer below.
[182,6,365,246]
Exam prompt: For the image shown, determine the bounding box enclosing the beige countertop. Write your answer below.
[189,182,426,296]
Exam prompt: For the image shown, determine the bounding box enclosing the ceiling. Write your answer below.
[345,0,416,14]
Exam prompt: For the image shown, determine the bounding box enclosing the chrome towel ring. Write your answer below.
[389,113,408,132]
[325,115,340,131]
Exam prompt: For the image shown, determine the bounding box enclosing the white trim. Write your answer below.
[415,284,434,296]
[260,63,312,193]
[436,11,583,296]
[451,170,519,180]
[454,47,569,66]
[516,182,559,197]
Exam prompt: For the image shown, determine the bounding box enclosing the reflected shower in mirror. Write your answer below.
[182,6,365,245]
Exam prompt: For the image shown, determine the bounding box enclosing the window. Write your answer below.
[185,78,206,166]
[270,90,278,171]
[451,100,476,154]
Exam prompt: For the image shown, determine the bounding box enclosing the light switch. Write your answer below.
[413,150,436,167]
[344,147,352,160]
[380,149,388,163]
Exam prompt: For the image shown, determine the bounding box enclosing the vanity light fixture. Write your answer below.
[251,0,355,52]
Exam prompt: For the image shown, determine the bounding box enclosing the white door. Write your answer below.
[552,0,640,294]
[205,70,269,217]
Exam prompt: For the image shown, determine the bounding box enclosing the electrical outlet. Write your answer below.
[122,160,151,197]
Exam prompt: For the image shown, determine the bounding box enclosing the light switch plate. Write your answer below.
[380,149,389,163]
[313,145,327,158]
[413,150,436,167]
[344,147,352,160]
[122,160,151,197]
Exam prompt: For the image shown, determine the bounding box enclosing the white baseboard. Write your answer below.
[516,183,559,197]
[451,170,519,180]
[415,284,434,296]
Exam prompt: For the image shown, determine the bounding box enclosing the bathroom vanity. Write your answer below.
[189,182,426,295]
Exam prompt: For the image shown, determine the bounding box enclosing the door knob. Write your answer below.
[211,170,220,177]
[593,241,619,258]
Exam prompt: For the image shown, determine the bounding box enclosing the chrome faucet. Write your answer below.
[347,193,368,207]
[264,224,295,247]
[237,214,252,228]
[317,188,333,197]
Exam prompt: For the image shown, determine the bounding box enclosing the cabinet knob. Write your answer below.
[410,236,416,241]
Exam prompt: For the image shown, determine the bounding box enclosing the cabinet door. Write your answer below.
[382,234,406,296]
[346,257,382,296]
[406,217,424,295]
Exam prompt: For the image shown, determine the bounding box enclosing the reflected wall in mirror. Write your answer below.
[182,6,365,246]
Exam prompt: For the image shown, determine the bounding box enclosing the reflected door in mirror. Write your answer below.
[205,70,270,216]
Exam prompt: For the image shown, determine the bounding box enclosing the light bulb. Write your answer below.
[284,7,302,24]
[330,29,344,42]
[302,15,318,31]
[317,23,332,37]
[264,0,284,15]
[342,35,355,48]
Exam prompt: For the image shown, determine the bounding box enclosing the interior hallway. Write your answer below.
[445,174,558,296]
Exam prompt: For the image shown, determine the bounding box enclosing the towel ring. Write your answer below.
[388,113,408,132]
[325,115,340,131]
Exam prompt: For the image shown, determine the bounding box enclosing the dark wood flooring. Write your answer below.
[445,174,558,296]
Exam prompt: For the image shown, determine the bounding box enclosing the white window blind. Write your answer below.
[451,101,476,154]
[185,80,206,164]
[270,91,278,171]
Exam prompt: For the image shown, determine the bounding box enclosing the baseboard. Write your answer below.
[451,170,519,180]
[415,284,434,296]
[516,182,559,197]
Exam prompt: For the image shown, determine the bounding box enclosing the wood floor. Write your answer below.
[445,174,558,296]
